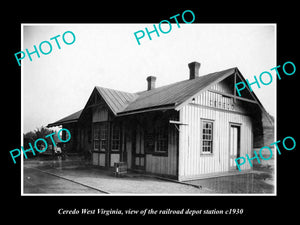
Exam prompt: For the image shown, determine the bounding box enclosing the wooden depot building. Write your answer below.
[47,61,273,181]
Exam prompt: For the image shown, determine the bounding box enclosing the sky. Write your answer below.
[22,24,276,133]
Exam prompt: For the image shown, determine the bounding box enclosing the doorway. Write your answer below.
[229,124,241,170]
[132,124,145,171]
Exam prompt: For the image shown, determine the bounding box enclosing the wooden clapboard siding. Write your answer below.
[145,124,178,176]
[178,89,253,181]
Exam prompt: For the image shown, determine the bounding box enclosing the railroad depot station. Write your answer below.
[47,61,273,181]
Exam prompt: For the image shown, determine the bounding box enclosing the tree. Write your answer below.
[23,126,56,157]
[34,126,54,140]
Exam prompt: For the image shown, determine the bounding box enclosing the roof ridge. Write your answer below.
[132,67,237,102]
[95,85,139,114]
[48,67,239,125]
[95,85,137,96]
[135,67,237,94]
[121,67,237,113]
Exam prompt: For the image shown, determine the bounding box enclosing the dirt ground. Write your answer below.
[23,159,208,194]
[23,155,274,194]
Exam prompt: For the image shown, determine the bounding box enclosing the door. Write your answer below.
[92,122,108,167]
[109,122,121,167]
[132,124,145,170]
[229,124,241,170]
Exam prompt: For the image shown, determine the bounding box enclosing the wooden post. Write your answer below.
[234,72,237,103]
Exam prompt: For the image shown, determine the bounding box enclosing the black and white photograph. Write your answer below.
[21,23,276,195]
[4,5,298,221]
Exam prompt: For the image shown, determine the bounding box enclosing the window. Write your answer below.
[93,124,100,151]
[93,122,108,151]
[111,123,120,151]
[156,124,168,153]
[144,130,155,153]
[201,120,213,154]
[99,123,108,151]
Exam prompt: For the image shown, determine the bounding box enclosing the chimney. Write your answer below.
[146,76,156,90]
[188,61,201,79]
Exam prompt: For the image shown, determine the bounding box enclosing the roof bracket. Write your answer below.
[169,120,188,132]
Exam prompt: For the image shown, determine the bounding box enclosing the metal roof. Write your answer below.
[48,67,238,126]
[120,68,236,114]
[47,109,83,127]
[95,86,138,114]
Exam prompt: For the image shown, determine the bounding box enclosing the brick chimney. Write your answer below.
[146,76,156,90]
[188,61,201,79]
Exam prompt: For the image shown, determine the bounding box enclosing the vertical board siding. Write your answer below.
[110,154,120,167]
[195,89,246,113]
[92,152,99,166]
[92,152,106,166]
[145,124,178,176]
[99,153,106,166]
[92,107,108,122]
[179,90,252,180]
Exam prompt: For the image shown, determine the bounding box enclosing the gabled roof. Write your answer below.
[95,86,138,115]
[120,67,236,114]
[47,109,82,127]
[47,66,272,127]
